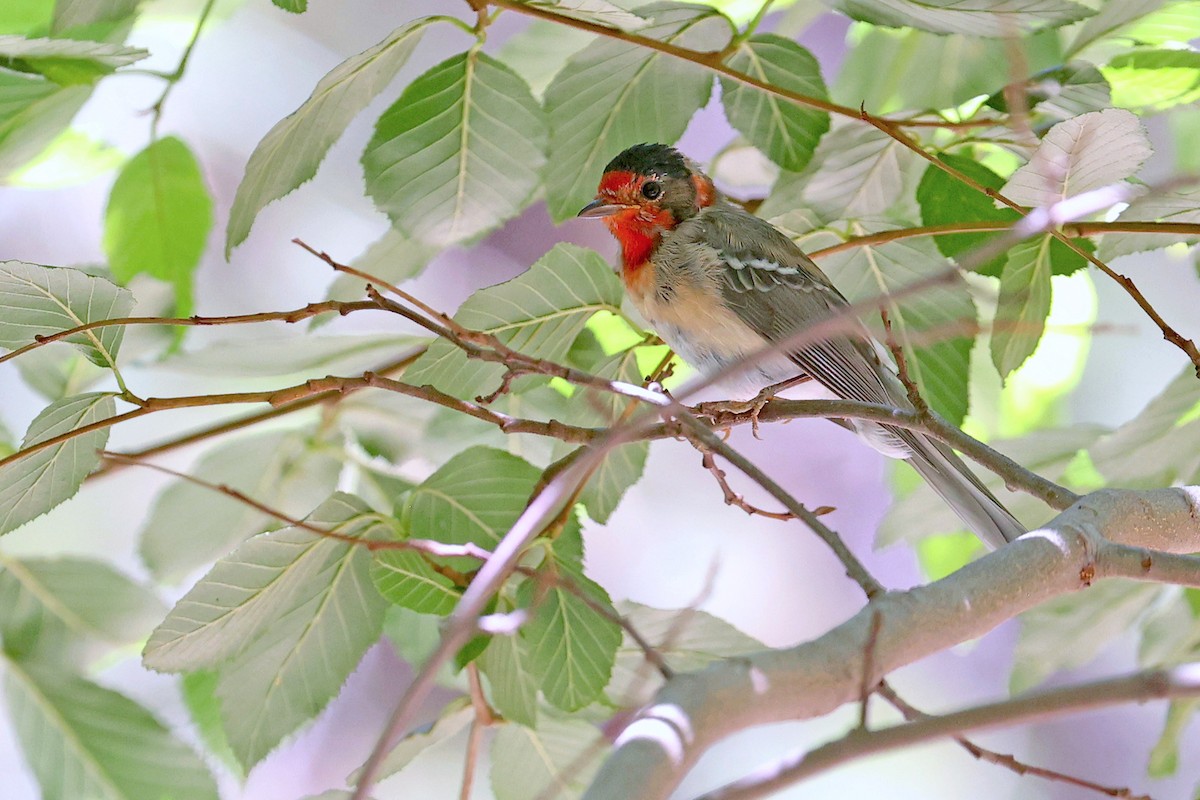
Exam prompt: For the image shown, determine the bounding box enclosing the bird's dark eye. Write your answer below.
[641,180,662,200]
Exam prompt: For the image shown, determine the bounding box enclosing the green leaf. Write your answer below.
[139,430,342,582]
[527,0,647,30]
[1090,366,1200,488]
[9,128,125,188]
[991,236,1054,380]
[363,49,546,247]
[1011,580,1159,693]
[143,492,391,672]
[519,574,621,711]
[915,532,981,582]
[5,660,218,800]
[479,631,539,727]
[0,0,54,36]
[0,392,113,535]
[1067,0,1200,59]
[0,69,90,178]
[103,136,213,316]
[405,243,623,402]
[15,342,107,401]
[404,446,541,570]
[1099,188,1200,259]
[916,155,1020,278]
[1103,50,1200,112]
[324,226,440,303]
[0,557,163,658]
[371,549,460,615]
[51,0,140,38]
[720,34,828,172]
[0,34,147,84]
[792,121,920,220]
[1000,109,1151,208]
[1149,699,1200,778]
[272,0,307,11]
[374,697,473,779]
[497,20,596,100]
[543,2,731,221]
[163,333,425,378]
[607,602,762,705]
[226,20,427,254]
[830,0,1092,37]
[1025,62,1112,122]
[818,228,974,425]
[0,260,133,368]
[489,715,608,800]
[181,670,241,775]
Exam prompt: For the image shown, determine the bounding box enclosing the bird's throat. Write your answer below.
[605,207,672,278]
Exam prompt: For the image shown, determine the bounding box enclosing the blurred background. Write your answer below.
[1,0,1198,797]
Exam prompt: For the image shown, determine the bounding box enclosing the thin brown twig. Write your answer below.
[878,307,927,414]
[858,609,884,730]
[461,665,493,800]
[700,451,801,521]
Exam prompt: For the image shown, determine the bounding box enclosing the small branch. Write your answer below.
[148,0,217,137]
[857,609,883,730]
[879,308,927,414]
[461,664,493,800]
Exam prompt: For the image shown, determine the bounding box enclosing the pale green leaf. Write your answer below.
[0,260,133,368]
[1000,109,1151,208]
[362,49,546,247]
[1099,188,1200,260]
[607,602,762,705]
[404,446,541,569]
[0,68,89,178]
[371,549,460,615]
[1067,0,1199,59]
[9,128,126,188]
[490,715,608,800]
[16,344,105,401]
[543,3,731,221]
[180,671,240,775]
[139,430,342,582]
[103,136,213,315]
[496,20,595,100]
[829,0,1092,37]
[1011,580,1159,692]
[0,34,147,84]
[991,235,1054,380]
[143,493,393,672]
[5,661,218,800]
[0,0,54,36]
[792,121,921,220]
[1103,50,1200,112]
[51,0,139,37]
[1026,62,1112,122]
[226,20,427,254]
[405,243,623,402]
[720,34,828,172]
[374,697,472,779]
[1149,699,1200,778]
[272,0,307,12]
[818,227,974,425]
[163,333,425,378]
[480,631,539,727]
[528,0,647,29]
[0,393,113,535]
[519,575,621,711]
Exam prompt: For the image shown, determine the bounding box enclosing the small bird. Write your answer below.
[578,142,1023,548]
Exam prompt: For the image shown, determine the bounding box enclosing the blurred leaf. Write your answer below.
[829,0,1092,37]
[1067,0,1200,59]
[272,0,306,12]
[915,532,981,582]
[527,0,647,29]
[0,260,133,368]
[0,34,147,84]
[794,121,920,220]
[1011,580,1159,693]
[721,34,829,172]
[819,229,974,425]
[519,572,621,712]
[543,2,730,221]
[139,429,342,582]
[991,236,1053,380]
[480,630,539,727]
[1168,107,1200,175]
[0,557,163,659]
[325,226,440,303]
[1102,50,1200,111]
[1026,62,1112,122]
[144,493,392,672]
[496,20,594,100]
[374,697,473,779]
[404,446,541,571]
[5,661,218,800]
[1098,187,1200,260]
[1000,109,1151,208]
[490,715,608,800]
[1090,366,1200,488]
[0,392,113,535]
[181,670,241,775]
[406,243,623,402]
[16,342,111,400]
[226,20,427,254]
[9,128,124,187]
[0,69,89,178]
[607,602,762,705]
[1149,698,1200,778]
[363,49,546,247]
[371,549,460,615]
[51,0,140,37]
[163,333,424,378]
[103,136,213,316]
[0,0,54,36]
[916,154,1019,277]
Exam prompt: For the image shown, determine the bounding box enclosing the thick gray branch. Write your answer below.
[582,487,1200,800]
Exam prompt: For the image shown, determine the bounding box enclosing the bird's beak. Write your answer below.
[577,199,623,218]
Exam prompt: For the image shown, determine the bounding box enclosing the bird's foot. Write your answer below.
[693,376,808,439]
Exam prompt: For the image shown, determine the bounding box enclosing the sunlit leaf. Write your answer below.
[829,0,1092,37]
[363,49,546,247]
[0,260,133,368]
[543,2,731,221]
[1103,50,1200,112]
[1149,699,1200,778]
[0,393,113,535]
[103,136,213,316]
[526,0,647,30]
[0,0,54,36]
[991,236,1053,380]
[5,661,218,800]
[793,121,921,220]
[1098,187,1200,260]
[1067,0,1200,59]
[720,34,828,172]
[226,20,428,254]
[0,34,147,84]
[181,671,240,775]
[51,0,140,38]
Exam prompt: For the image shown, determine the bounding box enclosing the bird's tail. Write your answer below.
[901,431,1025,549]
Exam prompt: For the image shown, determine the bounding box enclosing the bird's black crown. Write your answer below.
[603,143,689,179]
